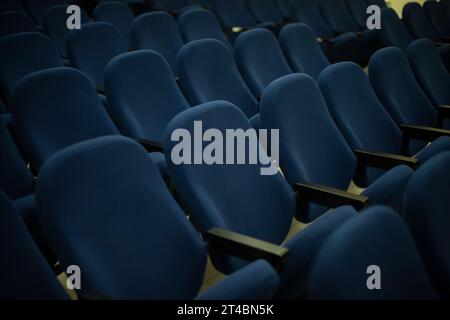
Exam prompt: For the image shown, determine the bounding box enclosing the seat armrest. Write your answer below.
[437,105,450,119]
[134,138,164,153]
[204,228,289,270]
[294,182,368,210]
[355,149,418,170]
[400,124,450,141]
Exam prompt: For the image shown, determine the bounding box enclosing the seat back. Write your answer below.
[291,0,334,38]
[130,12,184,74]
[163,101,296,273]
[379,8,413,51]
[402,151,450,298]
[345,0,368,29]
[23,0,68,25]
[0,12,37,38]
[406,39,450,105]
[246,0,284,25]
[319,0,359,33]
[0,191,68,300]
[211,0,257,28]
[105,50,189,142]
[424,0,450,38]
[279,23,329,80]
[150,0,185,12]
[260,74,357,222]
[10,67,119,170]
[93,1,135,48]
[43,5,90,57]
[178,8,232,51]
[177,39,258,118]
[66,22,127,91]
[402,2,440,42]
[37,136,207,299]
[234,28,292,98]
[308,206,438,300]
[275,0,293,18]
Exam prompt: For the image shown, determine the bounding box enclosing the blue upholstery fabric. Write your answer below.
[105,50,189,143]
[308,205,438,300]
[275,0,293,18]
[424,0,450,38]
[150,0,186,12]
[0,118,34,200]
[212,0,260,28]
[345,0,368,29]
[0,32,62,103]
[197,260,279,300]
[36,135,278,299]
[279,23,330,80]
[178,8,232,51]
[130,12,184,74]
[402,151,450,298]
[402,3,441,42]
[10,67,119,170]
[163,100,359,298]
[66,22,127,92]
[0,191,67,300]
[43,5,90,58]
[246,0,284,25]
[406,39,450,106]
[234,29,292,98]
[177,39,259,119]
[22,0,68,25]
[0,12,37,38]
[93,1,135,48]
[380,8,413,51]
[185,0,211,5]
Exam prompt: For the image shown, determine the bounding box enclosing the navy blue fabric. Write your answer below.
[43,5,90,58]
[0,0,26,12]
[424,0,450,38]
[130,12,184,74]
[178,8,232,51]
[275,0,293,18]
[403,3,441,42]
[0,191,67,300]
[369,47,439,152]
[105,50,189,143]
[185,0,211,5]
[22,0,68,25]
[198,260,279,300]
[402,151,450,298]
[93,1,135,48]
[0,118,34,200]
[308,205,438,300]
[246,0,284,25]
[380,8,413,51]
[279,23,330,80]
[406,39,450,106]
[367,0,387,8]
[10,67,119,170]
[0,32,62,103]
[212,0,260,28]
[150,0,185,12]
[0,11,37,38]
[66,22,127,92]
[177,39,259,118]
[345,0,368,29]
[234,28,292,98]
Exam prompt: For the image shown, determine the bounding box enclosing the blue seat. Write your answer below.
[43,5,90,58]
[279,23,330,80]
[318,61,450,184]
[291,0,358,62]
[246,0,284,25]
[275,0,293,18]
[234,28,292,98]
[22,0,68,25]
[178,8,232,51]
[163,100,357,298]
[369,47,443,134]
[260,74,413,222]
[424,0,450,39]
[380,7,413,51]
[0,32,62,104]
[36,135,280,299]
[0,11,37,38]
[150,0,195,13]
[177,39,259,122]
[406,39,450,106]
[66,22,127,92]
[93,1,135,48]
[345,0,369,29]
[0,0,26,12]
[0,191,68,300]
[402,151,450,298]
[308,206,438,300]
[130,11,184,75]
[105,50,189,144]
